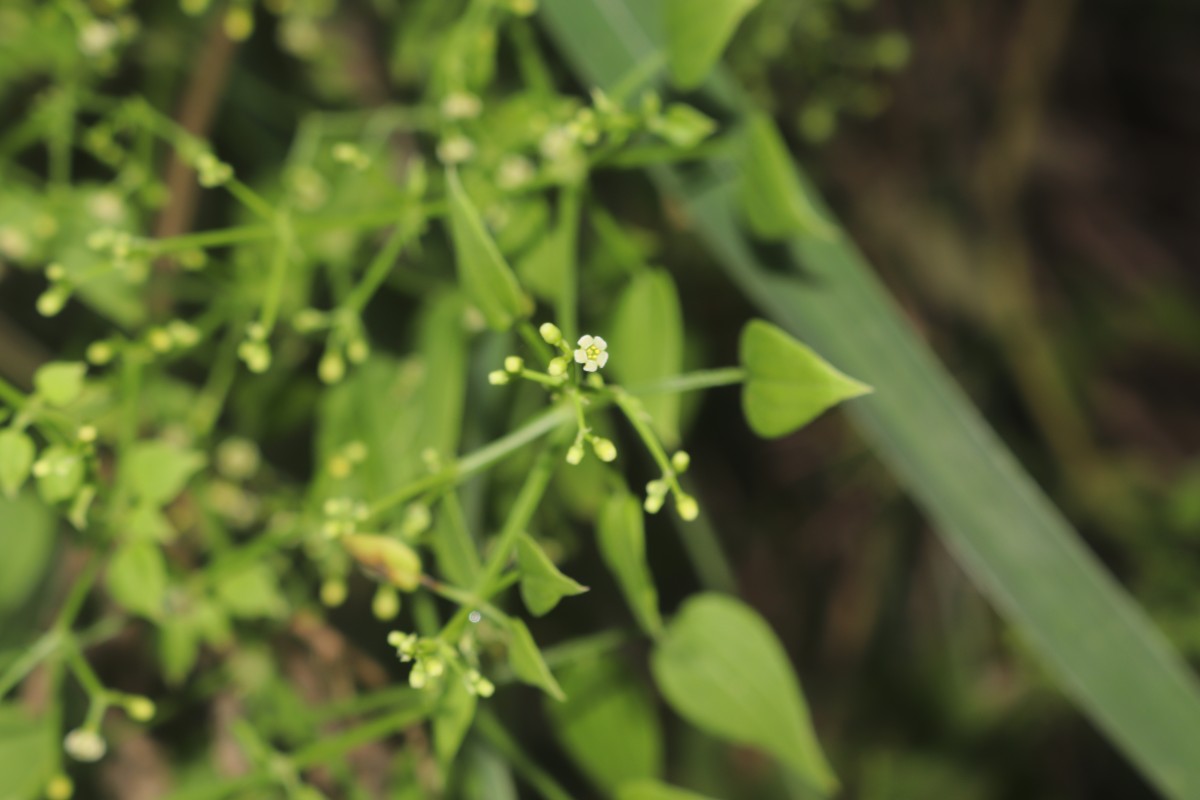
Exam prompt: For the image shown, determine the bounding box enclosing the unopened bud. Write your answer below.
[591,437,617,462]
[320,579,347,607]
[63,728,106,762]
[372,585,400,620]
[565,444,584,465]
[125,696,156,722]
[504,355,524,374]
[671,451,691,473]
[488,370,509,386]
[538,322,563,345]
[675,494,699,521]
[343,534,423,591]
[547,357,567,377]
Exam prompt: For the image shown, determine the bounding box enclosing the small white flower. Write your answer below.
[573,335,609,372]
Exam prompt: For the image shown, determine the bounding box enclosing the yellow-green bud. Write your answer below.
[343,534,423,591]
[547,357,567,377]
[644,493,665,514]
[318,351,345,384]
[504,355,524,374]
[320,579,347,607]
[676,494,699,521]
[565,444,585,465]
[45,774,74,800]
[538,322,563,345]
[488,370,509,386]
[671,451,691,473]
[591,437,617,463]
[125,696,156,722]
[86,341,115,365]
[372,585,400,620]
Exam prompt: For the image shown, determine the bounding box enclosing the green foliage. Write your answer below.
[0,430,35,498]
[609,269,685,445]
[106,540,167,620]
[545,657,664,793]
[652,594,837,794]
[516,534,588,617]
[506,619,565,701]
[446,169,531,331]
[740,115,835,240]
[0,493,55,613]
[665,0,762,89]
[739,319,872,437]
[597,490,662,636]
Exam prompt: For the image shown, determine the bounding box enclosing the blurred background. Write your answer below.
[2,1,1200,798]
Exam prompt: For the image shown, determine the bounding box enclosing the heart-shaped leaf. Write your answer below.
[740,319,870,438]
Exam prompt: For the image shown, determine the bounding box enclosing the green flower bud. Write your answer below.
[591,437,617,463]
[675,494,699,521]
[125,696,156,722]
[488,370,509,386]
[538,322,563,345]
[671,451,691,473]
[504,355,524,374]
[343,534,423,592]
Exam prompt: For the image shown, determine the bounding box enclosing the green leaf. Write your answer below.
[664,0,760,89]
[609,269,685,445]
[648,104,717,149]
[0,429,34,498]
[616,780,718,800]
[446,168,530,330]
[597,491,662,636]
[651,594,837,793]
[544,657,663,794]
[0,703,54,800]
[739,319,871,438]
[106,540,168,620]
[506,618,564,701]
[433,674,477,768]
[516,534,588,617]
[32,361,86,408]
[740,114,836,240]
[159,618,201,686]
[516,223,568,304]
[0,493,56,613]
[430,493,482,589]
[215,564,288,620]
[34,445,84,504]
[126,440,205,506]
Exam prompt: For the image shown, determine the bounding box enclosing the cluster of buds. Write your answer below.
[237,322,272,373]
[321,496,369,538]
[193,152,233,188]
[386,632,495,696]
[86,228,150,283]
[145,320,202,355]
[37,263,72,317]
[643,449,699,521]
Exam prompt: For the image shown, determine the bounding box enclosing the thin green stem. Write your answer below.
[625,366,745,396]
[368,403,572,520]
[612,391,682,495]
[556,183,583,341]
[258,217,293,333]
[344,219,421,314]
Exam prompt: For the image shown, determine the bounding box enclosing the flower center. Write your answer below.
[586,345,601,360]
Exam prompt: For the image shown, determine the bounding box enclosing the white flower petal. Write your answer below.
[577,335,594,348]
[592,336,607,350]
[583,360,598,372]
[597,351,609,368]
[574,349,587,363]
